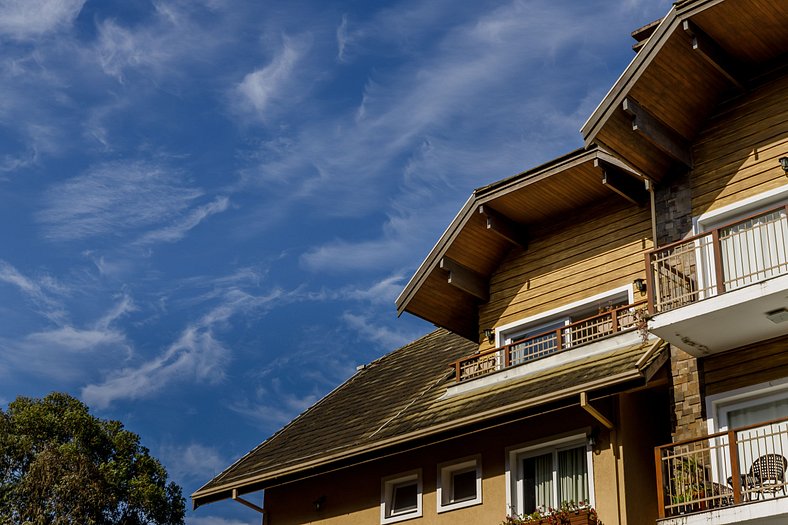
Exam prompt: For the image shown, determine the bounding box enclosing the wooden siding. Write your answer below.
[702,335,788,396]
[691,74,788,215]
[478,197,652,351]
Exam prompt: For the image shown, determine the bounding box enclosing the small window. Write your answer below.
[437,456,482,513]
[381,470,422,524]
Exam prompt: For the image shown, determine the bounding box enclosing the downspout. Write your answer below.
[232,489,266,524]
[647,179,658,245]
[580,392,623,525]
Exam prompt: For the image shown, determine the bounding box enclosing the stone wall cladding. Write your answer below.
[655,170,705,442]
[654,169,693,246]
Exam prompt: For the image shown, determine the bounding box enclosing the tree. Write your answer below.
[0,392,185,525]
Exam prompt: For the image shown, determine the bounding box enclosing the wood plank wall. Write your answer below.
[691,74,788,215]
[477,197,652,352]
[703,335,788,396]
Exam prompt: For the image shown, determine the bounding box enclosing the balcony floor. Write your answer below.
[659,496,788,525]
[649,274,788,357]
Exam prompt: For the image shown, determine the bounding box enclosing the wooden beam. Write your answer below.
[580,392,615,431]
[478,205,527,248]
[595,159,648,206]
[682,20,745,91]
[622,97,692,167]
[439,257,488,301]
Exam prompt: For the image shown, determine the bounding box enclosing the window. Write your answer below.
[694,185,788,295]
[497,286,633,364]
[381,470,422,524]
[437,456,482,513]
[707,381,788,486]
[507,435,593,516]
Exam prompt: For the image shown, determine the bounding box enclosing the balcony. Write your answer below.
[655,417,788,525]
[645,205,788,356]
[451,301,646,382]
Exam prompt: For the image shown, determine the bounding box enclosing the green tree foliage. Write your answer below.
[0,392,185,525]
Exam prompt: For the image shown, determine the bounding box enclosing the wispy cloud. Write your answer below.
[0,294,134,382]
[159,443,227,483]
[0,260,68,322]
[136,196,230,246]
[230,379,320,428]
[81,287,289,408]
[235,34,310,121]
[37,160,214,243]
[0,0,85,40]
[341,312,414,349]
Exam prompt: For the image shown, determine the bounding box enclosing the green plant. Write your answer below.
[502,501,601,525]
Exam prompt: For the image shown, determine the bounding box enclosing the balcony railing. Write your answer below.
[451,300,646,382]
[645,205,788,314]
[655,417,788,519]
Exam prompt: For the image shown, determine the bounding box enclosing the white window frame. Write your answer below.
[437,455,482,513]
[505,432,595,517]
[693,185,788,295]
[706,379,788,485]
[381,469,422,524]
[496,286,633,347]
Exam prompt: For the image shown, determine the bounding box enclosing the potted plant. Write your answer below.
[502,501,601,525]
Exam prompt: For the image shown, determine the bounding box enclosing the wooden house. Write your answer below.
[192,1,788,524]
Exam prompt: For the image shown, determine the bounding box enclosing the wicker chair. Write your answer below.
[749,453,788,499]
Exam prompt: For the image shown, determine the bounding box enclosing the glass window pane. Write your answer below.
[451,468,477,502]
[558,446,588,505]
[522,452,553,513]
[392,482,417,514]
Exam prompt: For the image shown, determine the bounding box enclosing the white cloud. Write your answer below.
[136,196,230,245]
[81,287,289,408]
[235,34,309,120]
[0,294,135,382]
[0,0,85,40]
[159,443,227,482]
[37,160,206,242]
[0,260,68,322]
[341,312,413,350]
[335,14,350,62]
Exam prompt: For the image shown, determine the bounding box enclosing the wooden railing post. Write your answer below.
[729,430,742,504]
[504,344,510,368]
[555,328,563,350]
[655,446,666,519]
[455,361,461,383]
[644,252,656,314]
[610,308,618,334]
[711,229,726,296]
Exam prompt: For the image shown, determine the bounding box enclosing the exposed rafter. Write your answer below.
[682,20,745,91]
[594,159,648,206]
[439,257,488,302]
[478,205,528,249]
[622,97,692,167]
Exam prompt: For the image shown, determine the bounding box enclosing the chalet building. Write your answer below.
[192,1,788,524]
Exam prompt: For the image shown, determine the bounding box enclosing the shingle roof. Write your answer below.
[192,329,662,507]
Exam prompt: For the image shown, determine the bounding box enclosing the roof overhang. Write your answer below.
[581,0,788,180]
[395,146,649,340]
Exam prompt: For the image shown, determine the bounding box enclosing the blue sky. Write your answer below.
[0,1,671,523]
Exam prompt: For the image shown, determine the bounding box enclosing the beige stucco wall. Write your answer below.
[261,399,662,525]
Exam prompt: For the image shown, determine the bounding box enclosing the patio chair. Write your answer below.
[749,453,788,499]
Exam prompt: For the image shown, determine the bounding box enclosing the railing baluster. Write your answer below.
[712,228,726,296]
[645,252,656,314]
[655,446,666,518]
[730,430,742,504]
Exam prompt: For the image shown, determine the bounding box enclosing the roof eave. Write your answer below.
[192,342,666,508]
